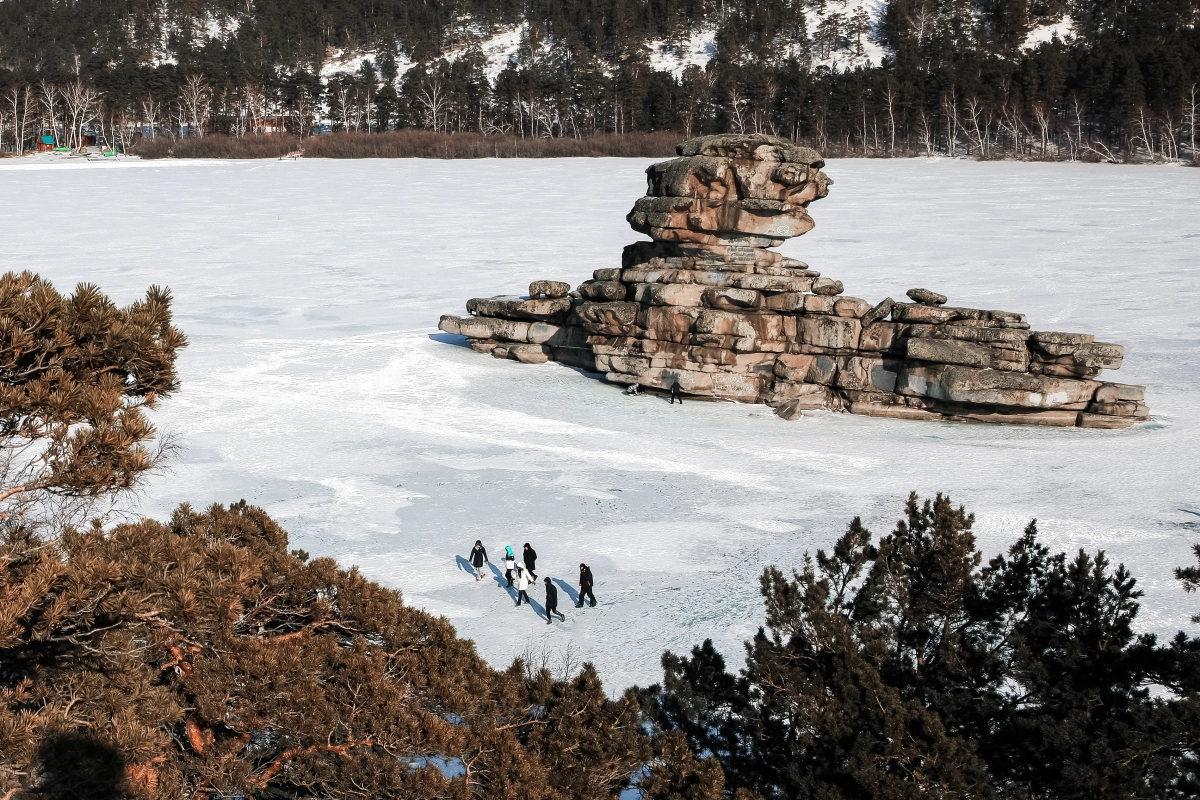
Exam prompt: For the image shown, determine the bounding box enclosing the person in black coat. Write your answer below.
[670,380,683,404]
[576,563,596,608]
[469,540,488,581]
[543,578,566,624]
[523,542,537,579]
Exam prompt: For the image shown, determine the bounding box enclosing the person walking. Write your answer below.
[503,546,517,587]
[670,380,683,404]
[576,563,597,608]
[469,540,488,581]
[515,565,533,606]
[544,578,566,624]
[523,542,538,580]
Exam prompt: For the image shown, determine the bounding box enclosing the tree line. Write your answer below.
[0,0,1197,160]
[0,271,1197,797]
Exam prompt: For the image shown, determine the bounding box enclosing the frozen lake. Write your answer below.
[1,155,1197,691]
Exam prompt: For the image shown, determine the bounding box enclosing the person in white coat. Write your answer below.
[515,565,533,607]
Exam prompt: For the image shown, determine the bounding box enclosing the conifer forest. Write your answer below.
[0,0,1198,159]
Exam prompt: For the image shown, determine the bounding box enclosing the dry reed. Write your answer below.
[131,130,680,160]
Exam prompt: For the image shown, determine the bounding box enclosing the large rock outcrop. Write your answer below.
[439,134,1147,428]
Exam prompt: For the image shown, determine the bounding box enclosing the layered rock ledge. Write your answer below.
[438,134,1147,429]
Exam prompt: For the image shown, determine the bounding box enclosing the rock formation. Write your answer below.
[439,134,1148,428]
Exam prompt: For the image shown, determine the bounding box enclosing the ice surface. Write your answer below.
[0,156,1196,692]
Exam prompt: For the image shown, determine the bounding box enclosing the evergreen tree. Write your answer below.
[1178,543,1200,623]
[641,494,1200,799]
[0,272,185,525]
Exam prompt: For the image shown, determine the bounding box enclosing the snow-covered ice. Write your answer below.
[0,156,1197,691]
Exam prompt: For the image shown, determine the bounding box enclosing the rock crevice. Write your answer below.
[439,134,1147,428]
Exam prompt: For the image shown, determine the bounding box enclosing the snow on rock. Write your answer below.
[1022,15,1075,51]
[0,157,1195,692]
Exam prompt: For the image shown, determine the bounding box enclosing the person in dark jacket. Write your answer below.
[469,540,488,581]
[576,563,596,608]
[670,380,683,404]
[544,578,566,624]
[523,542,537,579]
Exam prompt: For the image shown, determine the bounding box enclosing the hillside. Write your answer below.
[0,0,1197,157]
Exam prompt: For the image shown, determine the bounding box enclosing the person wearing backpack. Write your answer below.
[503,546,517,587]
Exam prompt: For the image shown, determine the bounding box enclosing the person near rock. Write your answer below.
[544,578,566,624]
[626,382,640,395]
[503,546,517,586]
[515,565,533,606]
[670,380,683,404]
[577,563,596,608]
[469,540,488,581]
[523,542,538,579]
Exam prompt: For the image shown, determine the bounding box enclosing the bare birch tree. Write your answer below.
[942,91,959,156]
[38,81,60,146]
[243,83,267,134]
[884,81,898,154]
[1185,85,1198,161]
[1032,102,1053,158]
[965,96,990,158]
[918,108,935,155]
[416,78,448,132]
[141,94,160,138]
[5,86,34,155]
[727,90,749,134]
[180,75,212,137]
[61,80,100,149]
[1131,106,1154,160]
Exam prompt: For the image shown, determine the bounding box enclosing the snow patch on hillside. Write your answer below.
[321,48,415,82]
[804,0,888,70]
[480,27,524,83]
[646,30,718,78]
[1022,16,1075,51]
[442,26,525,83]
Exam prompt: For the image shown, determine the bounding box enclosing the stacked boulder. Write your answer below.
[438,134,1147,428]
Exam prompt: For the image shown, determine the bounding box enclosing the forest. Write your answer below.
[0,0,1198,159]
[0,272,1198,798]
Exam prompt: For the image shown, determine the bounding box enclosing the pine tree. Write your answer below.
[0,272,186,525]
[641,494,1200,799]
[1178,544,1200,624]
